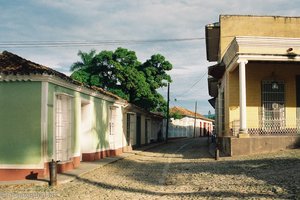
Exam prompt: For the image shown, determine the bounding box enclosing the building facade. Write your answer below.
[169,106,214,138]
[206,15,300,156]
[0,51,163,181]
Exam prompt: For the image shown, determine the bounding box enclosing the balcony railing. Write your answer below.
[231,120,300,136]
[248,128,298,136]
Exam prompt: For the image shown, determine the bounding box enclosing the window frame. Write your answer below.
[261,80,285,130]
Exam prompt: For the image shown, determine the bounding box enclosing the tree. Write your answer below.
[135,54,173,112]
[139,54,172,90]
[70,50,98,85]
[170,111,183,120]
[70,48,172,113]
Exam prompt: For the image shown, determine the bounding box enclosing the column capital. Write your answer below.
[237,59,248,64]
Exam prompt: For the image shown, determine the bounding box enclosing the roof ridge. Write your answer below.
[170,106,213,121]
[0,51,123,100]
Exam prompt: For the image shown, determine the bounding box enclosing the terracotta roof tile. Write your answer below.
[170,106,213,121]
[0,51,121,100]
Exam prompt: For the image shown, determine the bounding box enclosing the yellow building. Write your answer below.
[206,15,300,156]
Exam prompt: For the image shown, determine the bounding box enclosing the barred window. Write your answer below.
[261,80,285,130]
[55,94,72,162]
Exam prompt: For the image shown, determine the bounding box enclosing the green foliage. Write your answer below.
[170,111,183,120]
[70,48,172,113]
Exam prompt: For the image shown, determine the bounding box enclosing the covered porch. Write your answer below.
[210,36,300,155]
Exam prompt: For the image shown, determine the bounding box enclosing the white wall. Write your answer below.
[168,117,213,138]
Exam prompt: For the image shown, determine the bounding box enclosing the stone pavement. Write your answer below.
[0,138,299,199]
[0,141,166,187]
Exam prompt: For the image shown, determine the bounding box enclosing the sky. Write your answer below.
[1,0,299,115]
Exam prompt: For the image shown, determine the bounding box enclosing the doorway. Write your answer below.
[80,100,91,161]
[55,94,72,162]
[136,115,141,147]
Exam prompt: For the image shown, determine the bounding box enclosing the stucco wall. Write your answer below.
[47,83,113,159]
[169,117,213,138]
[226,62,300,134]
[151,119,162,141]
[219,136,300,156]
[111,104,125,150]
[232,136,300,156]
[0,82,42,165]
[219,15,300,60]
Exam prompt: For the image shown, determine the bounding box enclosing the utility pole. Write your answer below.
[166,83,170,143]
[193,101,197,138]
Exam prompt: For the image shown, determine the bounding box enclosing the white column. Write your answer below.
[238,59,248,136]
[217,84,222,136]
[41,82,49,162]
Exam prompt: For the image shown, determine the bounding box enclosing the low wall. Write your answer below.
[218,136,300,156]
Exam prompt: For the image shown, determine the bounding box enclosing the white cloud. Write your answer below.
[1,0,300,113]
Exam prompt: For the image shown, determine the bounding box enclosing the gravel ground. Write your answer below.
[0,138,299,200]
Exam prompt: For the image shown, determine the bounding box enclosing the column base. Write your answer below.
[238,133,250,138]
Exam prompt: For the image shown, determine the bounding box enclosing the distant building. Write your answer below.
[168,106,214,138]
[206,15,300,156]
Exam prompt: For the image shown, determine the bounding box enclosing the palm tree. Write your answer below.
[70,49,96,72]
[70,50,97,85]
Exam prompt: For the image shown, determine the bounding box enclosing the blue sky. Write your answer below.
[1,0,299,115]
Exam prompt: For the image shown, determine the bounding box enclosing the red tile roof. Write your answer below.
[170,106,214,121]
[0,51,121,100]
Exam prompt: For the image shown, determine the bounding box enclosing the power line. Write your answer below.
[0,37,204,48]
[0,35,236,48]
[173,71,208,99]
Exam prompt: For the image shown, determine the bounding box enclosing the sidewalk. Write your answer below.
[0,141,166,187]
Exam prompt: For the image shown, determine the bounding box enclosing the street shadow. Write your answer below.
[24,171,49,184]
[139,137,213,159]
[60,172,279,199]
[60,138,299,199]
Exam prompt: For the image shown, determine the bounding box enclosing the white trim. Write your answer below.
[127,112,136,115]
[236,36,300,48]
[55,92,74,98]
[81,97,91,105]
[54,93,73,162]
[0,74,120,103]
[81,145,113,154]
[239,54,300,62]
[41,82,48,162]
[227,54,300,73]
[80,98,92,160]
[238,60,248,133]
[224,36,300,72]
[0,162,44,169]
[73,152,81,157]
[110,105,118,110]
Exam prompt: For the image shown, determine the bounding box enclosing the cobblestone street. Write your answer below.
[0,138,299,199]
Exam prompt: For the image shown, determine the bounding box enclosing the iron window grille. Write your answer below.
[261,80,285,131]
